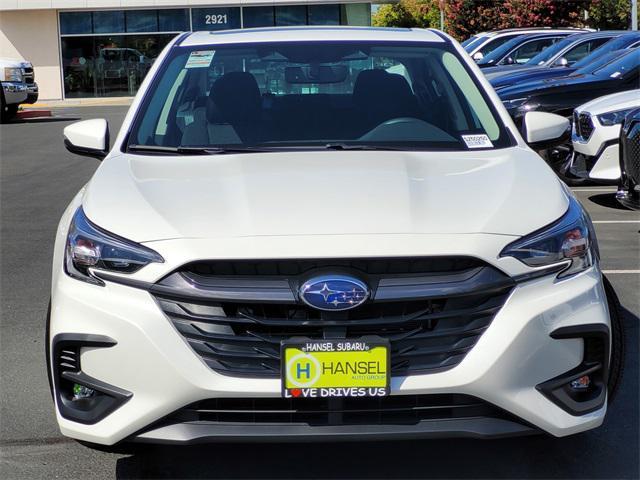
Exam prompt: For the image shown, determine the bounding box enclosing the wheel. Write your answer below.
[1,101,18,123]
[603,275,625,403]
[0,91,8,123]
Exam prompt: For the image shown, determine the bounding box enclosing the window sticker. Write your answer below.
[461,134,493,149]
[610,71,622,78]
[185,50,215,69]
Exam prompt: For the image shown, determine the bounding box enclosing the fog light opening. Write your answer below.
[73,383,96,401]
[570,375,591,391]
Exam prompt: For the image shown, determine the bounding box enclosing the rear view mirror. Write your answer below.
[522,111,570,150]
[285,65,348,84]
[63,119,110,160]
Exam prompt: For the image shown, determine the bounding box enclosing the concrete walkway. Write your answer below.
[22,97,134,109]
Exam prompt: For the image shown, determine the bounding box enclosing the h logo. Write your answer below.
[296,362,311,380]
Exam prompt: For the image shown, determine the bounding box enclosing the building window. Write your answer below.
[158,9,189,32]
[275,6,307,26]
[61,34,175,98]
[191,7,241,31]
[308,5,341,25]
[59,4,372,98]
[60,11,92,35]
[92,10,125,34]
[243,6,275,28]
[125,10,158,33]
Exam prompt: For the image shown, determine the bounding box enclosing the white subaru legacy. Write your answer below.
[49,27,624,450]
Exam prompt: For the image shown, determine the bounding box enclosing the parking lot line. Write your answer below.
[592,220,640,224]
[602,270,640,274]
[571,188,617,192]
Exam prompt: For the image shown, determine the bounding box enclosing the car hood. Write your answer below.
[482,64,528,79]
[82,149,568,243]
[498,73,597,99]
[576,88,640,115]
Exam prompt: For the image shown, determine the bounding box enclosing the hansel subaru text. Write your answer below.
[49,27,624,450]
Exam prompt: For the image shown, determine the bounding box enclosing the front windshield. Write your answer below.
[462,35,481,50]
[525,36,576,65]
[572,35,639,69]
[128,41,511,152]
[476,36,525,65]
[592,49,640,78]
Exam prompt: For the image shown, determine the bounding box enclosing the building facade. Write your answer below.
[0,1,372,100]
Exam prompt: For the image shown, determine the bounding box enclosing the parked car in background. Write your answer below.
[0,56,38,123]
[476,33,572,69]
[483,31,623,80]
[463,28,589,62]
[489,32,640,91]
[617,108,640,210]
[500,48,640,123]
[569,90,640,184]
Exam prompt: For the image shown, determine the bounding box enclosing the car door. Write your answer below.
[555,37,615,66]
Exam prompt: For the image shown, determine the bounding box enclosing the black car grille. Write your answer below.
[622,120,640,185]
[168,394,515,426]
[575,112,594,140]
[153,257,514,378]
[22,67,34,84]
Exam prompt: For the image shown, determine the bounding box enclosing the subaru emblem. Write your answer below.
[300,275,369,311]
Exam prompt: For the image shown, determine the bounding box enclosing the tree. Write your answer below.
[373,0,442,28]
[588,0,636,29]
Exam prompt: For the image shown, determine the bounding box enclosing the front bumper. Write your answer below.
[1,81,28,105]
[572,122,621,181]
[50,262,610,445]
[25,82,38,104]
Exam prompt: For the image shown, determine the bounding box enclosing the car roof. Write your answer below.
[180,26,446,47]
[482,27,589,36]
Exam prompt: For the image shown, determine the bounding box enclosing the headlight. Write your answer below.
[65,207,164,285]
[597,108,636,126]
[500,195,597,279]
[4,67,23,82]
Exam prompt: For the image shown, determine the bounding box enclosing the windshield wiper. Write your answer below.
[324,143,408,151]
[127,144,267,155]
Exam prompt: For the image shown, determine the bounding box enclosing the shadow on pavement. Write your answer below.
[588,193,631,211]
[5,116,81,124]
[115,304,638,479]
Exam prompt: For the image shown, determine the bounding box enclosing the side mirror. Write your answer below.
[503,56,515,65]
[522,111,570,150]
[556,57,569,67]
[63,119,109,160]
[472,51,484,61]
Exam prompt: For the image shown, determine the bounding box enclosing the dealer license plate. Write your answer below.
[281,338,390,398]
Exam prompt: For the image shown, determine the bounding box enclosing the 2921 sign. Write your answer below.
[205,14,228,25]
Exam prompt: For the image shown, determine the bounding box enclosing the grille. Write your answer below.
[169,394,513,426]
[57,345,80,374]
[22,66,34,84]
[577,112,594,140]
[622,121,640,185]
[153,257,514,378]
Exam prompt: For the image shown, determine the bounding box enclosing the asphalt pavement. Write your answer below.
[1,106,638,479]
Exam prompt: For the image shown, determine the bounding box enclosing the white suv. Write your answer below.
[49,27,623,450]
[571,90,640,182]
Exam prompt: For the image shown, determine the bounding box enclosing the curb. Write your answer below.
[16,109,52,119]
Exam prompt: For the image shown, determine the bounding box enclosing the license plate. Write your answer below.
[281,338,390,398]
